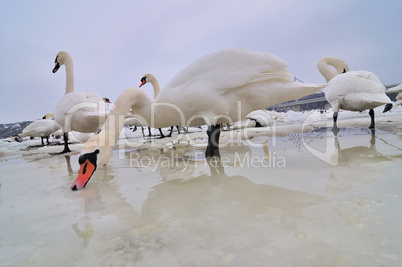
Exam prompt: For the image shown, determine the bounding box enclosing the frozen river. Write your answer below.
[1,108,402,266]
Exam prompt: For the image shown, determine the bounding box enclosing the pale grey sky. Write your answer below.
[0,0,401,123]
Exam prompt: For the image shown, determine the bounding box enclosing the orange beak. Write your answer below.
[71,150,99,191]
[139,77,147,88]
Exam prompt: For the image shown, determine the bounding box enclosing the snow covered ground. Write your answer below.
[0,107,401,266]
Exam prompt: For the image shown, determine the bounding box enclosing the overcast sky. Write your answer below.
[0,0,401,123]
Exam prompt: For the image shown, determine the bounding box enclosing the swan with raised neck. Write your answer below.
[52,51,111,154]
[53,51,74,94]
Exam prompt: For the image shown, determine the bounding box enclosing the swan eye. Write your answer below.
[141,77,146,83]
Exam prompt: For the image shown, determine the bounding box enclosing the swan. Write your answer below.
[139,73,181,138]
[317,57,393,131]
[52,51,111,154]
[70,48,326,190]
[123,75,164,137]
[245,109,285,127]
[14,113,61,146]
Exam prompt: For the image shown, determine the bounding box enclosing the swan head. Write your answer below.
[102,97,111,103]
[52,51,71,73]
[42,113,54,120]
[139,73,155,87]
[70,149,100,191]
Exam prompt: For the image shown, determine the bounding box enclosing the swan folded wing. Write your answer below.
[81,108,109,121]
[330,71,385,95]
[355,71,383,85]
[20,120,61,137]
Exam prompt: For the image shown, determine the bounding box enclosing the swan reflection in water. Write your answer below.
[325,129,402,194]
[71,141,326,249]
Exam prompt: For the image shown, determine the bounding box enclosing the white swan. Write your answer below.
[70,48,325,190]
[52,51,111,154]
[123,74,164,137]
[317,57,393,131]
[139,73,182,137]
[245,109,285,127]
[15,113,61,146]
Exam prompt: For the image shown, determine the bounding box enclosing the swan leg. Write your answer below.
[158,128,166,138]
[205,124,221,158]
[51,132,71,155]
[167,126,174,137]
[148,127,152,137]
[369,109,375,129]
[332,112,339,135]
[41,136,45,146]
[46,135,50,146]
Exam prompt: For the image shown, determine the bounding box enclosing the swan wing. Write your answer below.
[21,120,61,137]
[54,92,109,132]
[160,48,292,97]
[326,71,386,99]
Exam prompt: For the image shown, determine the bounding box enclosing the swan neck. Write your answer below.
[317,57,349,82]
[317,58,337,82]
[150,79,161,98]
[95,88,151,165]
[64,58,74,94]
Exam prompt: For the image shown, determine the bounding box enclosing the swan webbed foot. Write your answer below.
[50,147,72,155]
[205,146,220,159]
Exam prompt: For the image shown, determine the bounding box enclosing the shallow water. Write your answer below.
[1,122,402,266]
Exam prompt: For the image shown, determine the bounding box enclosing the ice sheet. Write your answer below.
[1,108,402,266]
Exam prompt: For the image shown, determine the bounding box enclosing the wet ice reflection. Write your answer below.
[0,127,401,266]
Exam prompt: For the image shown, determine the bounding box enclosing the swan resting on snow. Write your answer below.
[317,57,393,132]
[70,48,326,190]
[52,51,111,154]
